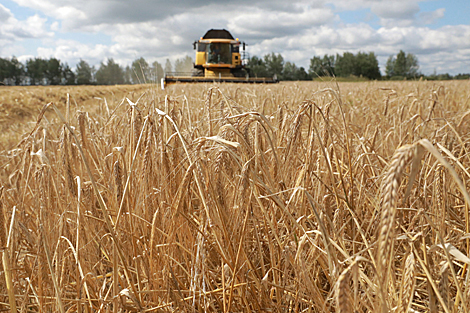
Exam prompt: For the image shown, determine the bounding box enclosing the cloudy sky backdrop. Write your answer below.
[1,0,469,75]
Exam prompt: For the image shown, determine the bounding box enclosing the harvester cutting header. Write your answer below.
[164,29,278,85]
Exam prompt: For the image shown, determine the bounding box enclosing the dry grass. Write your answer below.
[0,80,470,312]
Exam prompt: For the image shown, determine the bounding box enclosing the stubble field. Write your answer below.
[0,80,470,312]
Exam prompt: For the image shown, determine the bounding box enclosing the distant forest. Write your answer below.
[0,50,468,86]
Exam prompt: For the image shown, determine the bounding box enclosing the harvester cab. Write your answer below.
[163,29,278,85]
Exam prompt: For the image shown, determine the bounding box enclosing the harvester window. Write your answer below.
[207,43,231,64]
[197,43,206,52]
[232,45,239,53]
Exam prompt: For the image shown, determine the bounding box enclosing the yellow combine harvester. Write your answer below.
[164,29,279,85]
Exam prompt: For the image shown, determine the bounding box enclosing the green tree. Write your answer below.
[309,55,335,77]
[296,67,310,80]
[394,50,407,77]
[283,62,311,81]
[0,57,25,85]
[10,57,25,85]
[76,59,94,85]
[283,61,298,81]
[124,66,132,84]
[0,58,8,84]
[455,73,470,80]
[164,59,172,74]
[95,58,125,85]
[406,53,419,77]
[151,61,164,83]
[62,63,75,85]
[264,53,284,79]
[355,52,381,80]
[26,58,48,85]
[385,50,419,78]
[309,56,322,77]
[247,55,267,78]
[131,57,150,84]
[174,56,193,73]
[385,56,394,77]
[46,58,62,85]
[335,52,355,77]
[322,55,335,76]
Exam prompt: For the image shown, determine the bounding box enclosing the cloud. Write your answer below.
[418,8,445,25]
[4,0,470,75]
[332,0,441,27]
[375,25,470,73]
[228,6,335,39]
[12,15,53,38]
[371,1,420,20]
[370,1,420,27]
[377,25,470,54]
[0,3,13,21]
[11,0,305,30]
[51,21,60,31]
[246,23,470,75]
[0,3,52,57]
[36,40,114,65]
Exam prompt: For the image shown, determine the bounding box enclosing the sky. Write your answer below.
[0,0,469,75]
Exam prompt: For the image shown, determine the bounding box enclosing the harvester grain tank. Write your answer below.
[164,29,278,85]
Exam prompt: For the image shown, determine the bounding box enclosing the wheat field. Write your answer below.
[1,80,470,312]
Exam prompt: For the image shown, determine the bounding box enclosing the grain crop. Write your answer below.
[0,80,470,312]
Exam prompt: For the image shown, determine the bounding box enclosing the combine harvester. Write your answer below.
[163,29,278,85]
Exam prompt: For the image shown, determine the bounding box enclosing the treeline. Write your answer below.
[248,51,381,80]
[1,50,469,85]
[0,56,193,86]
[385,50,468,80]
[247,53,310,81]
[249,50,469,81]
[307,52,381,79]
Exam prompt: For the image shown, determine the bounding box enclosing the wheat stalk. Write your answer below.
[439,262,449,310]
[0,81,469,311]
[62,128,77,197]
[377,143,416,311]
[1,187,17,312]
[114,159,123,209]
[377,144,415,274]
[336,265,352,313]
[0,187,6,250]
[398,248,416,313]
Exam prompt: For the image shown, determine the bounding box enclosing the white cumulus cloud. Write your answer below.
[3,0,470,75]
[0,4,52,56]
